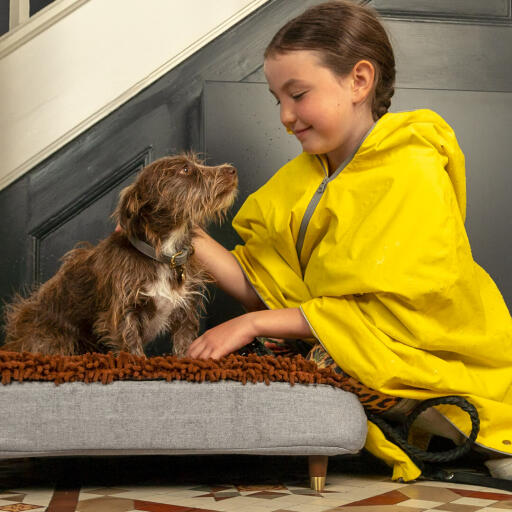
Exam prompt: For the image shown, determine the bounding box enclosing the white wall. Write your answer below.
[0,0,269,191]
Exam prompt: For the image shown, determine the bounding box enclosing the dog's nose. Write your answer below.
[222,165,236,177]
[223,165,237,176]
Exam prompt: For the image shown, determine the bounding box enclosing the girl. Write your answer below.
[186,1,512,482]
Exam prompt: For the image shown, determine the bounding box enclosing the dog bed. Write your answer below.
[0,351,368,490]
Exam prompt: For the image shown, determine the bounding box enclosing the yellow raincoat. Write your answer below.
[231,109,512,481]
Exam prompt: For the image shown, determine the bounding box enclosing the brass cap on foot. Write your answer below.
[310,476,326,492]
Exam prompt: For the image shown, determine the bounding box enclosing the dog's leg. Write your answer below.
[95,309,146,357]
[170,305,200,358]
[3,299,80,355]
[120,312,146,356]
[112,311,147,357]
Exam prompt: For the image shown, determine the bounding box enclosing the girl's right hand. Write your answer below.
[185,313,258,360]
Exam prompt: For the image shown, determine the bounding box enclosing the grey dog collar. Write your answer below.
[126,233,193,267]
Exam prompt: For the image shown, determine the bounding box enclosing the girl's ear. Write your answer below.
[351,60,375,104]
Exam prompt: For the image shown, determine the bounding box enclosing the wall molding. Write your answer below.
[30,147,151,283]
[370,0,512,26]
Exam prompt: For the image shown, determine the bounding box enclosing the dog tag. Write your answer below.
[175,266,185,284]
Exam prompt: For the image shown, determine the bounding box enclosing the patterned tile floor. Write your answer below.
[0,454,510,512]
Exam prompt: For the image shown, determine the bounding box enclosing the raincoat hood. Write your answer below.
[231,109,512,480]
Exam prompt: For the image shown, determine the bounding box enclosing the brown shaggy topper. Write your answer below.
[0,351,348,389]
[2,154,238,357]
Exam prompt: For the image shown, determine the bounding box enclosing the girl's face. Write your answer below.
[264,50,374,171]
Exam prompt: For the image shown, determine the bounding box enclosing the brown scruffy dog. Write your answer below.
[2,154,237,357]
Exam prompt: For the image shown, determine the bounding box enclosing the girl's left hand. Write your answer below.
[185,314,257,360]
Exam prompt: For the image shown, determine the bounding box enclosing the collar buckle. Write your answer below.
[170,250,184,269]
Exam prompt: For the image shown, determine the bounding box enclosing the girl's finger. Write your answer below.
[188,342,204,359]
[197,345,212,360]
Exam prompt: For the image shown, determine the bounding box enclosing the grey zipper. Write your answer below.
[295,124,375,261]
[295,167,329,257]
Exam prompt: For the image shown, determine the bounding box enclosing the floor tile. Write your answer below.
[0,497,24,504]
[46,489,81,512]
[431,503,481,511]
[75,492,109,502]
[0,506,44,511]
[245,491,291,499]
[111,491,175,500]
[133,501,195,511]
[451,497,498,506]
[341,489,410,507]
[428,509,473,512]
[237,484,288,491]
[397,499,447,509]
[142,496,219,508]
[85,487,130,496]
[335,506,430,511]
[15,491,53,504]
[400,485,460,503]
[421,482,512,494]
[76,496,135,511]
[283,504,336,512]
[449,489,512,501]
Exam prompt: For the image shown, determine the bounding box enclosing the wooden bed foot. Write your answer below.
[308,455,328,492]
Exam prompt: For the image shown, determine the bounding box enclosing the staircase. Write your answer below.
[0,0,270,191]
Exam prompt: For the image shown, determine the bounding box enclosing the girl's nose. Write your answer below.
[280,103,295,128]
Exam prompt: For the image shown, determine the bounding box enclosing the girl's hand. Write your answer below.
[185,314,257,360]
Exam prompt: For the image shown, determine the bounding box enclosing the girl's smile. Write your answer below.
[294,126,312,139]
[264,50,375,172]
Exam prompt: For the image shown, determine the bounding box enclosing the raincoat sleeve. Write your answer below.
[232,163,317,311]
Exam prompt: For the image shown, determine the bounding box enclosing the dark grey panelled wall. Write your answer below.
[1,0,511,346]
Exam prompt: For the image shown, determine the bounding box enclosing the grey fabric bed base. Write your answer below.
[0,380,367,462]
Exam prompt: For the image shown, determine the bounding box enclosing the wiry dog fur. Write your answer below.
[2,154,238,357]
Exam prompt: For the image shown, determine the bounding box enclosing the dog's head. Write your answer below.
[115,153,238,251]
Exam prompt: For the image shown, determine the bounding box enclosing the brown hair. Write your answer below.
[264,0,395,120]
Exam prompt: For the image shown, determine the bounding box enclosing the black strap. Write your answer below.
[367,396,512,492]
[367,395,480,466]
[422,467,512,492]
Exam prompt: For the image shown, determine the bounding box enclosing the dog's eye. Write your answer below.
[180,166,191,175]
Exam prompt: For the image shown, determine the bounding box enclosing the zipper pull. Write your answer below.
[317,178,328,194]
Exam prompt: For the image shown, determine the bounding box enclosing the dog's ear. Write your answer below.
[114,183,143,228]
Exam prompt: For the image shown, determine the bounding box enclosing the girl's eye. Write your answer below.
[272,91,306,106]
